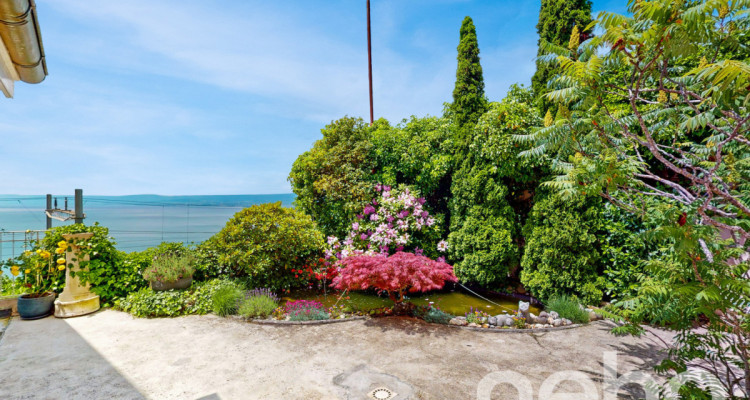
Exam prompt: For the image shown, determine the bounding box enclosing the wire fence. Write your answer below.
[0,230,44,262]
[0,195,295,256]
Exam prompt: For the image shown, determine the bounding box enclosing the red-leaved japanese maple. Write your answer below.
[332,252,457,304]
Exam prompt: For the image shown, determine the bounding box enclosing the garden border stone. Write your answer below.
[236,314,591,332]
[243,315,368,326]
[445,322,586,333]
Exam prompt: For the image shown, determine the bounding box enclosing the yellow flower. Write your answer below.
[568,25,580,51]
[24,251,31,257]
[57,240,68,248]
[41,251,51,259]
[543,109,553,128]
[55,247,65,254]
[657,90,668,103]
[56,258,66,265]
[10,265,19,277]
[35,249,42,255]
[24,269,31,274]
[58,265,66,271]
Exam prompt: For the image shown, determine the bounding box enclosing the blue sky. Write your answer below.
[1,0,625,195]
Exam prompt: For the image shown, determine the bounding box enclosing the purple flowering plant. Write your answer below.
[324,184,448,263]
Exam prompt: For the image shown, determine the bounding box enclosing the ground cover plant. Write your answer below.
[116,279,242,318]
[284,300,330,321]
[544,295,589,324]
[238,288,279,319]
[212,286,244,317]
[416,305,453,325]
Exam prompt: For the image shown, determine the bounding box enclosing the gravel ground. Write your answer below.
[0,310,672,399]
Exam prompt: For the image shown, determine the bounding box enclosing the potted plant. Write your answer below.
[143,252,195,291]
[0,273,25,316]
[15,241,68,320]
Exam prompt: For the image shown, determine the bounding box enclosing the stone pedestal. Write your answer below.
[54,233,100,318]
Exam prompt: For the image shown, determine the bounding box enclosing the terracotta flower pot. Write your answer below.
[17,292,55,320]
[150,276,193,291]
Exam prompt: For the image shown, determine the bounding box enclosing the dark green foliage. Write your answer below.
[212,286,244,316]
[448,187,517,287]
[448,86,545,288]
[288,309,329,321]
[520,193,605,305]
[449,16,488,144]
[370,116,455,233]
[115,279,242,318]
[545,295,589,324]
[288,117,386,237]
[199,202,324,291]
[416,305,453,324]
[600,204,653,302]
[42,223,134,306]
[531,0,592,114]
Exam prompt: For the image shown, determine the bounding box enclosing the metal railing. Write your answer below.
[0,230,45,261]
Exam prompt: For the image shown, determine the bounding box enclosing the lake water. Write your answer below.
[0,194,295,262]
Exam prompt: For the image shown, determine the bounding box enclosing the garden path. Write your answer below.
[0,310,673,399]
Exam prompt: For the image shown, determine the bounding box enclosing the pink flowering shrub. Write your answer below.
[332,252,457,303]
[325,184,448,261]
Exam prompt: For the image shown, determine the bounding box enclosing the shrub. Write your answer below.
[370,116,454,236]
[40,223,132,306]
[212,286,244,317]
[520,194,606,305]
[285,300,330,321]
[143,253,195,284]
[600,204,653,302]
[545,295,589,324]
[415,306,453,324]
[288,117,385,238]
[238,288,279,319]
[199,202,325,290]
[333,252,457,303]
[324,185,446,260]
[116,279,241,318]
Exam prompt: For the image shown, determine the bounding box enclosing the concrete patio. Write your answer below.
[0,310,672,399]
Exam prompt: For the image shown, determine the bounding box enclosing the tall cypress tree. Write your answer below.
[531,0,592,115]
[450,16,488,135]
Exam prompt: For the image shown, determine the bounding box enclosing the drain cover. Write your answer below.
[368,387,397,400]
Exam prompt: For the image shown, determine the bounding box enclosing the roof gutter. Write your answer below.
[0,0,47,84]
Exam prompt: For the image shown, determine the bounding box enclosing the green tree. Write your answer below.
[288,117,389,237]
[523,0,750,396]
[449,86,545,288]
[520,193,606,305]
[531,0,592,115]
[449,16,488,144]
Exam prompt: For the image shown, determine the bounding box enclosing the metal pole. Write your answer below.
[74,189,84,224]
[46,194,52,229]
[367,0,374,126]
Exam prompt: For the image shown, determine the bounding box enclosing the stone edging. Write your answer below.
[227,313,594,332]
[244,316,368,326]
[445,322,585,333]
